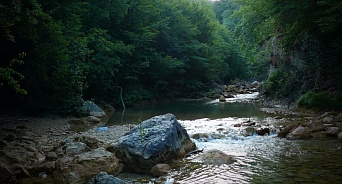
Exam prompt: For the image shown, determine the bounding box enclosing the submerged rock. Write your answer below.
[191,133,209,140]
[192,149,236,165]
[109,114,195,174]
[89,172,124,184]
[150,163,171,177]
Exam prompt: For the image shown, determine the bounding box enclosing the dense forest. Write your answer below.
[1,0,342,115]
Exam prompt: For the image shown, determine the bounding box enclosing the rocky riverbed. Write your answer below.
[1,82,342,183]
[2,107,342,183]
[0,116,132,183]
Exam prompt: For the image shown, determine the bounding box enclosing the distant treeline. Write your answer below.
[0,0,248,114]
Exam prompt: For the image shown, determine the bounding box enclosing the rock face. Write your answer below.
[89,172,124,184]
[192,149,236,165]
[110,114,196,174]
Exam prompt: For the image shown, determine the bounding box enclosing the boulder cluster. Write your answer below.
[0,113,196,183]
[278,112,342,140]
[208,81,261,102]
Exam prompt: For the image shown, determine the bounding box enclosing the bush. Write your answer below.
[297,91,342,109]
[263,69,296,98]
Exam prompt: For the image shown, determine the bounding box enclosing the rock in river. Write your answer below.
[108,114,196,174]
[192,149,236,165]
[89,172,124,184]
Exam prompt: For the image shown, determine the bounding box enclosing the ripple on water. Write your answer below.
[115,116,342,183]
[174,163,249,184]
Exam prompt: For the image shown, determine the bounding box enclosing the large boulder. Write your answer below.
[53,148,123,184]
[82,101,108,122]
[286,125,311,140]
[277,123,299,138]
[109,114,196,174]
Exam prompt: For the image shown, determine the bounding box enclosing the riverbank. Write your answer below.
[1,98,342,183]
[0,116,132,183]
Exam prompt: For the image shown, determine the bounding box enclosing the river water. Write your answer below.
[109,94,342,184]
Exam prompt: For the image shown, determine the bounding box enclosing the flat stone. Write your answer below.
[192,149,236,165]
[150,164,171,177]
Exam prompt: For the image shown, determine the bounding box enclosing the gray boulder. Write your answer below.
[89,172,124,184]
[54,148,123,184]
[277,123,298,138]
[63,142,89,155]
[109,114,196,174]
[286,125,311,140]
[83,101,108,122]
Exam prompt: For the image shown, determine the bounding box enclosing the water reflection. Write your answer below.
[108,100,268,125]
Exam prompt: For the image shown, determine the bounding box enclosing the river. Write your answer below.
[109,93,342,184]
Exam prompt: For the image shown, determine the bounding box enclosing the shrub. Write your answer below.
[297,91,342,109]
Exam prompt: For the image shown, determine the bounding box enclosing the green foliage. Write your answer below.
[297,91,342,109]
[263,69,298,98]
[1,0,249,114]
[0,53,27,95]
[222,0,342,102]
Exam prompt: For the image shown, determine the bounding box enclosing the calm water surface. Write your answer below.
[110,96,342,184]
[109,93,268,125]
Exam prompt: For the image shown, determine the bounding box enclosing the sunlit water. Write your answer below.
[109,94,342,184]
